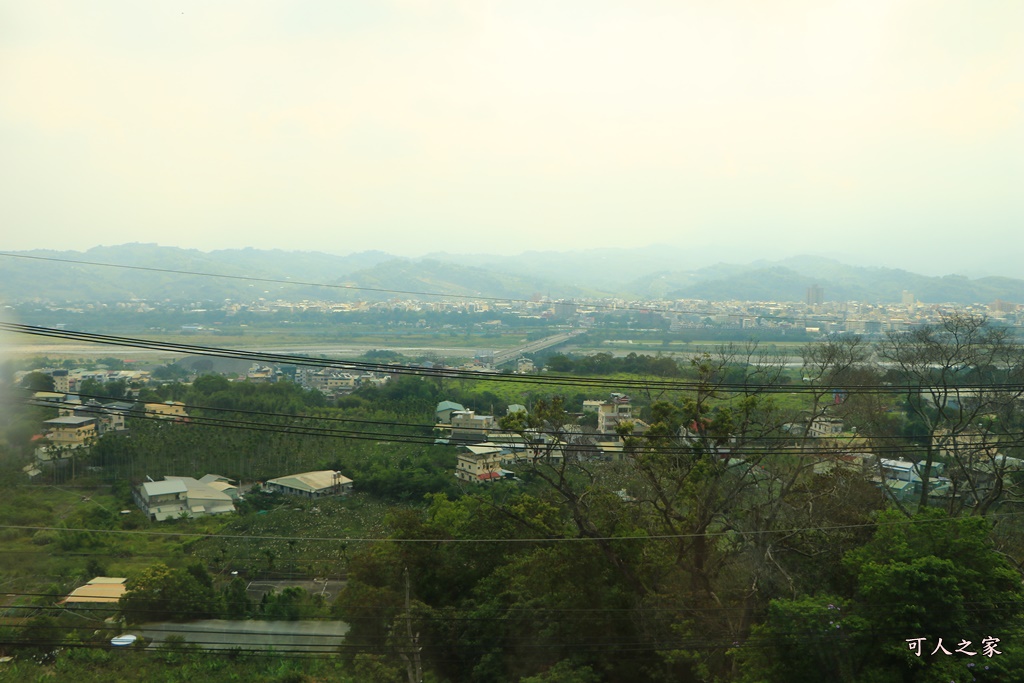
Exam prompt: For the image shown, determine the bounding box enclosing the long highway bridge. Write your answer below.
[490,329,585,366]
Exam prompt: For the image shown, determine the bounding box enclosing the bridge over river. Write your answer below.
[490,329,585,366]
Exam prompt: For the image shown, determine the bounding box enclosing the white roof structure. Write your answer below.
[465,445,504,457]
[44,416,96,427]
[163,477,234,503]
[199,474,234,484]
[62,577,127,604]
[266,470,352,494]
[142,479,188,497]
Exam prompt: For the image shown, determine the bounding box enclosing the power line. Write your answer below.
[9,591,1023,619]
[6,394,904,460]
[26,393,1024,461]
[39,389,1024,448]
[3,322,717,391]
[32,392,438,441]
[4,620,1021,658]
[3,510,1022,545]
[10,322,1024,395]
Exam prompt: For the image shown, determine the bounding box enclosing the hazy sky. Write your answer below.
[2,1,1021,274]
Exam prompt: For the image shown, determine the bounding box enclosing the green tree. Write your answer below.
[119,563,220,624]
[20,371,55,392]
[223,576,252,619]
[520,661,602,683]
[741,510,1024,682]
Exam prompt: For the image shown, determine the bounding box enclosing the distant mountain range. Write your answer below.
[1,244,1022,305]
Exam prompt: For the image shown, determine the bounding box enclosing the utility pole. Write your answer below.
[398,566,423,683]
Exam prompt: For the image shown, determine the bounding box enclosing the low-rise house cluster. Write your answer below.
[297,367,390,397]
[30,391,184,463]
[444,395,642,483]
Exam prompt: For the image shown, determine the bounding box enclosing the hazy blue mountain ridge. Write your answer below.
[1,244,1022,305]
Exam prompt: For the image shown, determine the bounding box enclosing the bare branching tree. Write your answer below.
[878,313,1024,514]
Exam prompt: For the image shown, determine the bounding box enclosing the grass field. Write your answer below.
[0,481,234,608]
[6,328,530,365]
[187,492,397,580]
[0,481,399,615]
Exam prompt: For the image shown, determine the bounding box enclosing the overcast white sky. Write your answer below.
[1,1,1021,274]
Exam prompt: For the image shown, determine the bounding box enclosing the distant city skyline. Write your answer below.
[2,2,1021,278]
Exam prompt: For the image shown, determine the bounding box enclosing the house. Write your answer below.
[505,432,565,465]
[134,479,187,520]
[516,358,535,373]
[455,446,505,483]
[50,369,70,393]
[41,415,97,452]
[31,391,66,406]
[246,364,276,383]
[449,410,497,441]
[484,432,530,452]
[54,394,82,417]
[594,441,626,462]
[807,417,844,438]
[143,401,188,421]
[134,476,236,521]
[264,470,353,498]
[75,400,133,435]
[879,458,917,483]
[884,479,916,502]
[596,397,633,435]
[435,401,465,423]
[307,370,359,394]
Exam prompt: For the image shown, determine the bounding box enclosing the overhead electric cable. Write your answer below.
[8,322,1024,395]
[40,389,1024,447]
[25,394,1003,459]
[4,510,1023,544]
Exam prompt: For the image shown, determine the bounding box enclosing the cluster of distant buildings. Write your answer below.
[802,416,1023,508]
[435,393,650,484]
[668,290,1022,336]
[440,388,1024,513]
[26,390,188,474]
[20,366,358,518]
